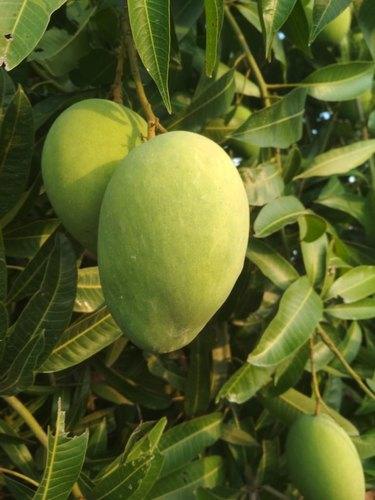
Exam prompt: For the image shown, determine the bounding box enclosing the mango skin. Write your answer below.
[98,131,250,353]
[42,99,147,252]
[317,7,351,45]
[286,414,365,500]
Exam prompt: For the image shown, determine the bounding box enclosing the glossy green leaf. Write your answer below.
[204,0,224,77]
[149,456,224,499]
[3,219,60,259]
[2,233,76,373]
[239,163,284,206]
[330,321,362,369]
[272,343,309,396]
[327,266,375,303]
[295,140,375,179]
[325,298,375,320]
[301,233,328,288]
[41,307,122,373]
[262,388,359,435]
[247,239,299,289]
[216,363,273,404]
[0,0,67,70]
[232,88,307,148]
[248,277,323,367]
[304,62,374,102]
[0,420,36,477]
[260,0,297,57]
[185,333,211,417]
[0,87,33,218]
[359,0,375,59]
[309,0,352,42]
[74,266,104,313]
[128,0,171,112]
[170,69,235,130]
[159,413,223,476]
[254,196,306,238]
[34,402,88,500]
[145,353,185,391]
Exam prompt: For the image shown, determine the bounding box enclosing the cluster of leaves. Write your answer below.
[0,0,375,498]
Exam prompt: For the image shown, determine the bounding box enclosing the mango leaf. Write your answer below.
[309,0,352,42]
[254,196,306,238]
[272,343,310,396]
[0,87,33,218]
[173,0,203,40]
[262,388,359,435]
[41,306,122,373]
[359,0,375,60]
[74,266,104,313]
[239,163,284,206]
[295,140,375,179]
[256,440,278,485]
[304,62,375,102]
[283,0,311,55]
[231,88,307,148]
[247,240,299,290]
[34,401,88,500]
[145,353,186,391]
[93,419,166,500]
[3,219,60,259]
[301,233,328,288]
[248,277,323,367]
[0,69,15,120]
[170,69,235,131]
[1,233,76,372]
[325,298,375,320]
[326,266,375,303]
[0,419,36,477]
[204,0,224,77]
[260,0,297,57]
[3,477,35,499]
[0,0,67,70]
[149,456,224,499]
[185,333,211,417]
[216,363,273,404]
[330,321,362,369]
[159,413,222,476]
[7,233,56,303]
[128,0,171,113]
[0,329,44,395]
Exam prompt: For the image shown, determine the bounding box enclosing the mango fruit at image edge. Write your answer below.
[42,98,147,253]
[98,131,250,353]
[286,414,365,500]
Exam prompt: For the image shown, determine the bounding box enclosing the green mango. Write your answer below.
[286,414,365,500]
[317,7,352,45]
[42,98,147,252]
[98,131,249,353]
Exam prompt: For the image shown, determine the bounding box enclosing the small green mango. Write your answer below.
[286,414,365,500]
[42,98,147,252]
[98,131,249,353]
[317,7,351,45]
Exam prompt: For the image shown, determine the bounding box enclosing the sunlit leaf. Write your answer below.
[239,163,284,206]
[309,0,352,42]
[254,196,307,238]
[260,0,297,57]
[325,298,375,320]
[74,266,104,313]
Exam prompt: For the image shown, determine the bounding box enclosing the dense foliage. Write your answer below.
[0,0,374,498]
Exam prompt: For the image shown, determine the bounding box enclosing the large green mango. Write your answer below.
[42,98,147,252]
[286,414,365,500]
[98,131,249,353]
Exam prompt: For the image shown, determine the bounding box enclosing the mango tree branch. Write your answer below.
[2,395,85,499]
[123,5,167,139]
[317,327,375,400]
[224,6,271,107]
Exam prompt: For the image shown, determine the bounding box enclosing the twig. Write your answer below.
[309,336,322,415]
[2,396,85,499]
[123,4,167,139]
[111,31,125,104]
[317,327,375,400]
[0,467,39,488]
[224,6,271,107]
